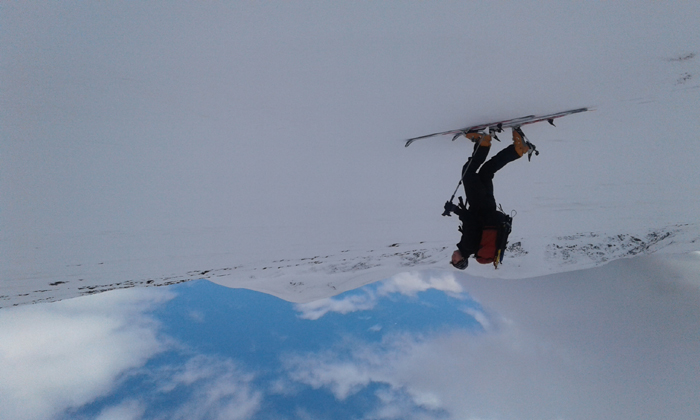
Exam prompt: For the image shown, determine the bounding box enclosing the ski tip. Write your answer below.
[569,106,595,115]
[404,137,421,147]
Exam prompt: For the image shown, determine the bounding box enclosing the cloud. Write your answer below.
[377,272,463,297]
[0,285,262,420]
[283,332,442,410]
[283,254,700,420]
[289,358,371,401]
[95,399,145,420]
[294,292,377,320]
[187,310,206,323]
[88,354,263,420]
[0,288,173,420]
[154,354,262,420]
[294,271,466,320]
[367,386,448,420]
[459,307,492,331]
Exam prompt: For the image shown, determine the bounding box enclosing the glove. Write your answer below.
[442,201,459,216]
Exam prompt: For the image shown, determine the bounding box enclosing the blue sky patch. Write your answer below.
[64,276,484,419]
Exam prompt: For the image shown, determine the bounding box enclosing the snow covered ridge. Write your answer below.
[545,224,698,265]
[2,223,698,309]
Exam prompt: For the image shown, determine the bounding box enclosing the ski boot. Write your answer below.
[464,130,492,147]
[512,127,539,161]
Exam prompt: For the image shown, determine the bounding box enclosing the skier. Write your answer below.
[446,128,530,269]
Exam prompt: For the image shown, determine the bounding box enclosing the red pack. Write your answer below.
[476,228,499,264]
[475,210,513,268]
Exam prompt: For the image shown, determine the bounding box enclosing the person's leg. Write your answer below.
[471,145,519,210]
[462,144,491,208]
[478,145,521,183]
[463,144,490,175]
[462,133,491,177]
[479,127,529,187]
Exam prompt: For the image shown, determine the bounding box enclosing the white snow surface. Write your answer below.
[1,2,699,307]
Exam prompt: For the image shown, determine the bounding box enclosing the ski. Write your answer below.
[404,107,589,147]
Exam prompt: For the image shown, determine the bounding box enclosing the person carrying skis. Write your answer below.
[445,128,530,269]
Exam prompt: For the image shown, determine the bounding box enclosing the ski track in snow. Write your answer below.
[3,223,698,308]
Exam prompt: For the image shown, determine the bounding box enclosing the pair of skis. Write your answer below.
[404,107,589,150]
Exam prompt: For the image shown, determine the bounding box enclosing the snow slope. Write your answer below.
[2,2,699,307]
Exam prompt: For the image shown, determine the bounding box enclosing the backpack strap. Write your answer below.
[490,205,515,269]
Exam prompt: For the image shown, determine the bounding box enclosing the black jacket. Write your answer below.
[454,206,500,258]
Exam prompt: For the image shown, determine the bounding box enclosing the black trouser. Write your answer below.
[461,144,520,212]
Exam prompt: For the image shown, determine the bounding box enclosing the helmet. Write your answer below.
[451,257,468,270]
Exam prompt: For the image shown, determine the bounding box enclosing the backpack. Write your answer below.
[476,208,513,268]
